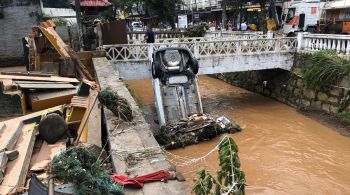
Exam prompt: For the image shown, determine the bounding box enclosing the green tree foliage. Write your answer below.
[42,0,70,8]
[303,51,350,89]
[192,136,246,195]
[143,0,183,28]
[184,22,209,37]
[110,0,141,16]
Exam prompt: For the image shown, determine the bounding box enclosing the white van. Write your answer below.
[283,0,325,36]
[131,22,144,31]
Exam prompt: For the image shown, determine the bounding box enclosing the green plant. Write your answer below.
[303,50,350,89]
[192,136,246,195]
[98,87,133,121]
[332,111,350,124]
[52,147,124,195]
[52,18,69,26]
[184,22,209,37]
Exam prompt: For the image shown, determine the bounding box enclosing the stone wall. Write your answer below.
[0,0,41,66]
[215,55,350,114]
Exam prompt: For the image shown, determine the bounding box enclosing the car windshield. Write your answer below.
[287,8,296,21]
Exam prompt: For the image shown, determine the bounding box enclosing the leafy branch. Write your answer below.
[193,136,246,195]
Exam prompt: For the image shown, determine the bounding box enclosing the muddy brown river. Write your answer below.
[125,76,350,194]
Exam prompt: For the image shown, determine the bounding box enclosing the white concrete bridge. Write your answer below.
[99,32,350,80]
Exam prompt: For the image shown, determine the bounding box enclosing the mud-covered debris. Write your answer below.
[155,114,241,149]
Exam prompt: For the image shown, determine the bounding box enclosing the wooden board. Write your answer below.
[29,89,77,111]
[17,83,76,89]
[0,123,37,194]
[0,75,79,83]
[30,140,65,172]
[87,91,102,147]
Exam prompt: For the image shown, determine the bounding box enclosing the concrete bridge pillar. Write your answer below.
[297,32,307,52]
[267,31,274,39]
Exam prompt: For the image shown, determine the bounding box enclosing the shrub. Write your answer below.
[303,50,350,89]
[184,22,209,37]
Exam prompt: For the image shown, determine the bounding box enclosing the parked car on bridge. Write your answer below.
[131,22,144,31]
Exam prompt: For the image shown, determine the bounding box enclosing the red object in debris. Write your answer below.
[71,0,112,7]
[112,170,173,188]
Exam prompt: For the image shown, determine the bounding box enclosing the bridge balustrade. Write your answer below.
[128,31,265,44]
[101,38,297,63]
[298,33,350,55]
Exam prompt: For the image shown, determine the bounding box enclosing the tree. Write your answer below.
[42,0,70,8]
[110,0,141,19]
[222,0,245,30]
[143,0,183,28]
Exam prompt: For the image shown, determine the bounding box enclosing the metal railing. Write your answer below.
[101,37,297,63]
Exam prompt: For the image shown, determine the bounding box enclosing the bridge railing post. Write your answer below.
[194,42,200,59]
[236,40,241,55]
[297,32,306,52]
[148,44,154,62]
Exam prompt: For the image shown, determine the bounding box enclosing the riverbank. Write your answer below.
[298,108,350,137]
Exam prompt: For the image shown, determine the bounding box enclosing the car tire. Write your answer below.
[190,59,199,74]
[152,62,163,79]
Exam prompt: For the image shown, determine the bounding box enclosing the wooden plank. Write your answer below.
[0,123,37,194]
[17,83,76,89]
[87,91,102,147]
[0,71,52,77]
[30,140,65,172]
[0,74,79,83]
[0,124,5,135]
[15,81,68,84]
[29,89,77,111]
[0,152,8,184]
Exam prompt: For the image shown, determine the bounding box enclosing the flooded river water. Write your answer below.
[125,76,350,194]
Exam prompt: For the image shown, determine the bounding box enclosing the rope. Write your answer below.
[165,136,226,167]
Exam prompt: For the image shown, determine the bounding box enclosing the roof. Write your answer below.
[71,0,112,7]
[325,0,350,9]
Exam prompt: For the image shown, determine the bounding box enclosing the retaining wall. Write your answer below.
[215,54,350,114]
[93,57,186,195]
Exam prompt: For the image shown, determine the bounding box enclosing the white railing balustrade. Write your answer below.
[205,31,265,39]
[128,31,266,44]
[128,31,184,44]
[298,33,350,54]
[101,38,297,63]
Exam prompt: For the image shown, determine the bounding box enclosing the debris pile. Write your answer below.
[98,87,133,121]
[156,114,241,149]
[52,147,123,195]
[0,20,110,194]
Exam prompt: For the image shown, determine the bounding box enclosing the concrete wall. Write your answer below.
[215,55,350,114]
[0,0,41,66]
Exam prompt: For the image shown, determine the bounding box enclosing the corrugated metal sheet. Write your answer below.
[71,0,112,7]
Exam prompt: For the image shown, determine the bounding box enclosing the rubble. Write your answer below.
[156,114,241,150]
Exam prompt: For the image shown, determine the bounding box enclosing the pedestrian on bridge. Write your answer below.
[145,27,155,43]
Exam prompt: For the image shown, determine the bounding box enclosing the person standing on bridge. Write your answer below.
[145,27,155,43]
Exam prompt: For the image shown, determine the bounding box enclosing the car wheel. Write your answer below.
[190,59,199,74]
[152,62,163,79]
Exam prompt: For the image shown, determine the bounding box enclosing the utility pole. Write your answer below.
[75,0,83,50]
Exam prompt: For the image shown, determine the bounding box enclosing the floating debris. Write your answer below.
[155,114,241,149]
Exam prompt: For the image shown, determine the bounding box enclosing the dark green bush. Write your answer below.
[303,50,350,89]
[184,22,209,37]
